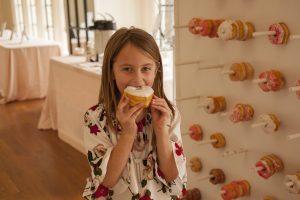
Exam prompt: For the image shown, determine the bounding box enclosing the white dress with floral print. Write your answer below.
[82,104,187,200]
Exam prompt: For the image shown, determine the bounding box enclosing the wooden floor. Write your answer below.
[0,99,90,200]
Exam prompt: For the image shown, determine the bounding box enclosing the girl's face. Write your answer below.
[112,42,158,95]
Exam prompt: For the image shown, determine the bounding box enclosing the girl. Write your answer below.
[83,27,187,200]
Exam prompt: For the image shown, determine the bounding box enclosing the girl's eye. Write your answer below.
[142,66,153,72]
[122,66,133,72]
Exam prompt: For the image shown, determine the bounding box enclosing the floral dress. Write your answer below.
[82,103,187,200]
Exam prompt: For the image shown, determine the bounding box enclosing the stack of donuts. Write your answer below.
[258,70,285,92]
[268,22,290,45]
[203,96,226,114]
[217,20,255,41]
[255,154,284,179]
[229,104,254,123]
[284,172,300,194]
[209,168,226,184]
[220,180,251,200]
[188,18,224,38]
[229,62,254,81]
[188,19,293,45]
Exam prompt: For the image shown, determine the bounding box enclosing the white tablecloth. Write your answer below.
[38,56,101,153]
[0,39,61,104]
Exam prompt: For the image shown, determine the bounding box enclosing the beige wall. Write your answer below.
[175,0,300,199]
[0,0,14,29]
[93,0,156,33]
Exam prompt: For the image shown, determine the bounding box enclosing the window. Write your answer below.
[15,0,24,32]
[12,0,66,53]
[44,0,54,40]
[28,0,37,37]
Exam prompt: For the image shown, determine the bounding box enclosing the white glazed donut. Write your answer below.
[284,174,300,194]
[203,97,217,114]
[258,114,280,133]
[124,86,154,108]
[217,20,236,40]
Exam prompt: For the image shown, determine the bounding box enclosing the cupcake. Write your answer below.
[124,86,154,108]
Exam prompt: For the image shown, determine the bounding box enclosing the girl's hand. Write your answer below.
[116,95,144,135]
[150,95,172,133]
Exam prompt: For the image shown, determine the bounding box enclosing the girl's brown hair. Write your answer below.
[99,27,174,128]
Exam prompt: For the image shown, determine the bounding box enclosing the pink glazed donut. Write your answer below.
[258,70,285,92]
[188,18,202,35]
[258,71,271,92]
[229,104,244,123]
[198,19,213,36]
[268,23,290,45]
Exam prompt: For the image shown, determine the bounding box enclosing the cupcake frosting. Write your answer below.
[124,86,154,97]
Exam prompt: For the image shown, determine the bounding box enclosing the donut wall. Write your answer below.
[174,0,300,199]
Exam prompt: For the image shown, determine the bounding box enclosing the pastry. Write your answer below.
[244,62,254,79]
[235,20,245,40]
[202,96,226,114]
[258,70,285,92]
[215,96,227,111]
[210,133,226,148]
[258,114,281,133]
[188,124,203,141]
[198,19,213,36]
[217,20,237,40]
[188,18,202,35]
[183,188,201,200]
[268,22,290,45]
[229,63,247,81]
[189,157,202,172]
[245,22,255,40]
[284,173,300,194]
[209,19,224,38]
[229,104,254,123]
[221,180,250,200]
[123,86,154,107]
[256,154,284,179]
[209,168,226,184]
[203,97,218,114]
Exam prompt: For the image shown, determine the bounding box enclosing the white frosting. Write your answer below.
[284,174,300,194]
[203,97,216,114]
[217,20,235,40]
[258,114,279,133]
[124,86,154,97]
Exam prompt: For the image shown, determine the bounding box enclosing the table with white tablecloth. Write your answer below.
[0,39,61,104]
[38,56,102,153]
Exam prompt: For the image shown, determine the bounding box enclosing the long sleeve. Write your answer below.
[82,105,128,200]
[153,106,188,198]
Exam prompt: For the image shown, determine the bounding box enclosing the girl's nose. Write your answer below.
[131,71,145,85]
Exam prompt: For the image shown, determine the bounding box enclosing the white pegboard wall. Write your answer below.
[174,0,300,199]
